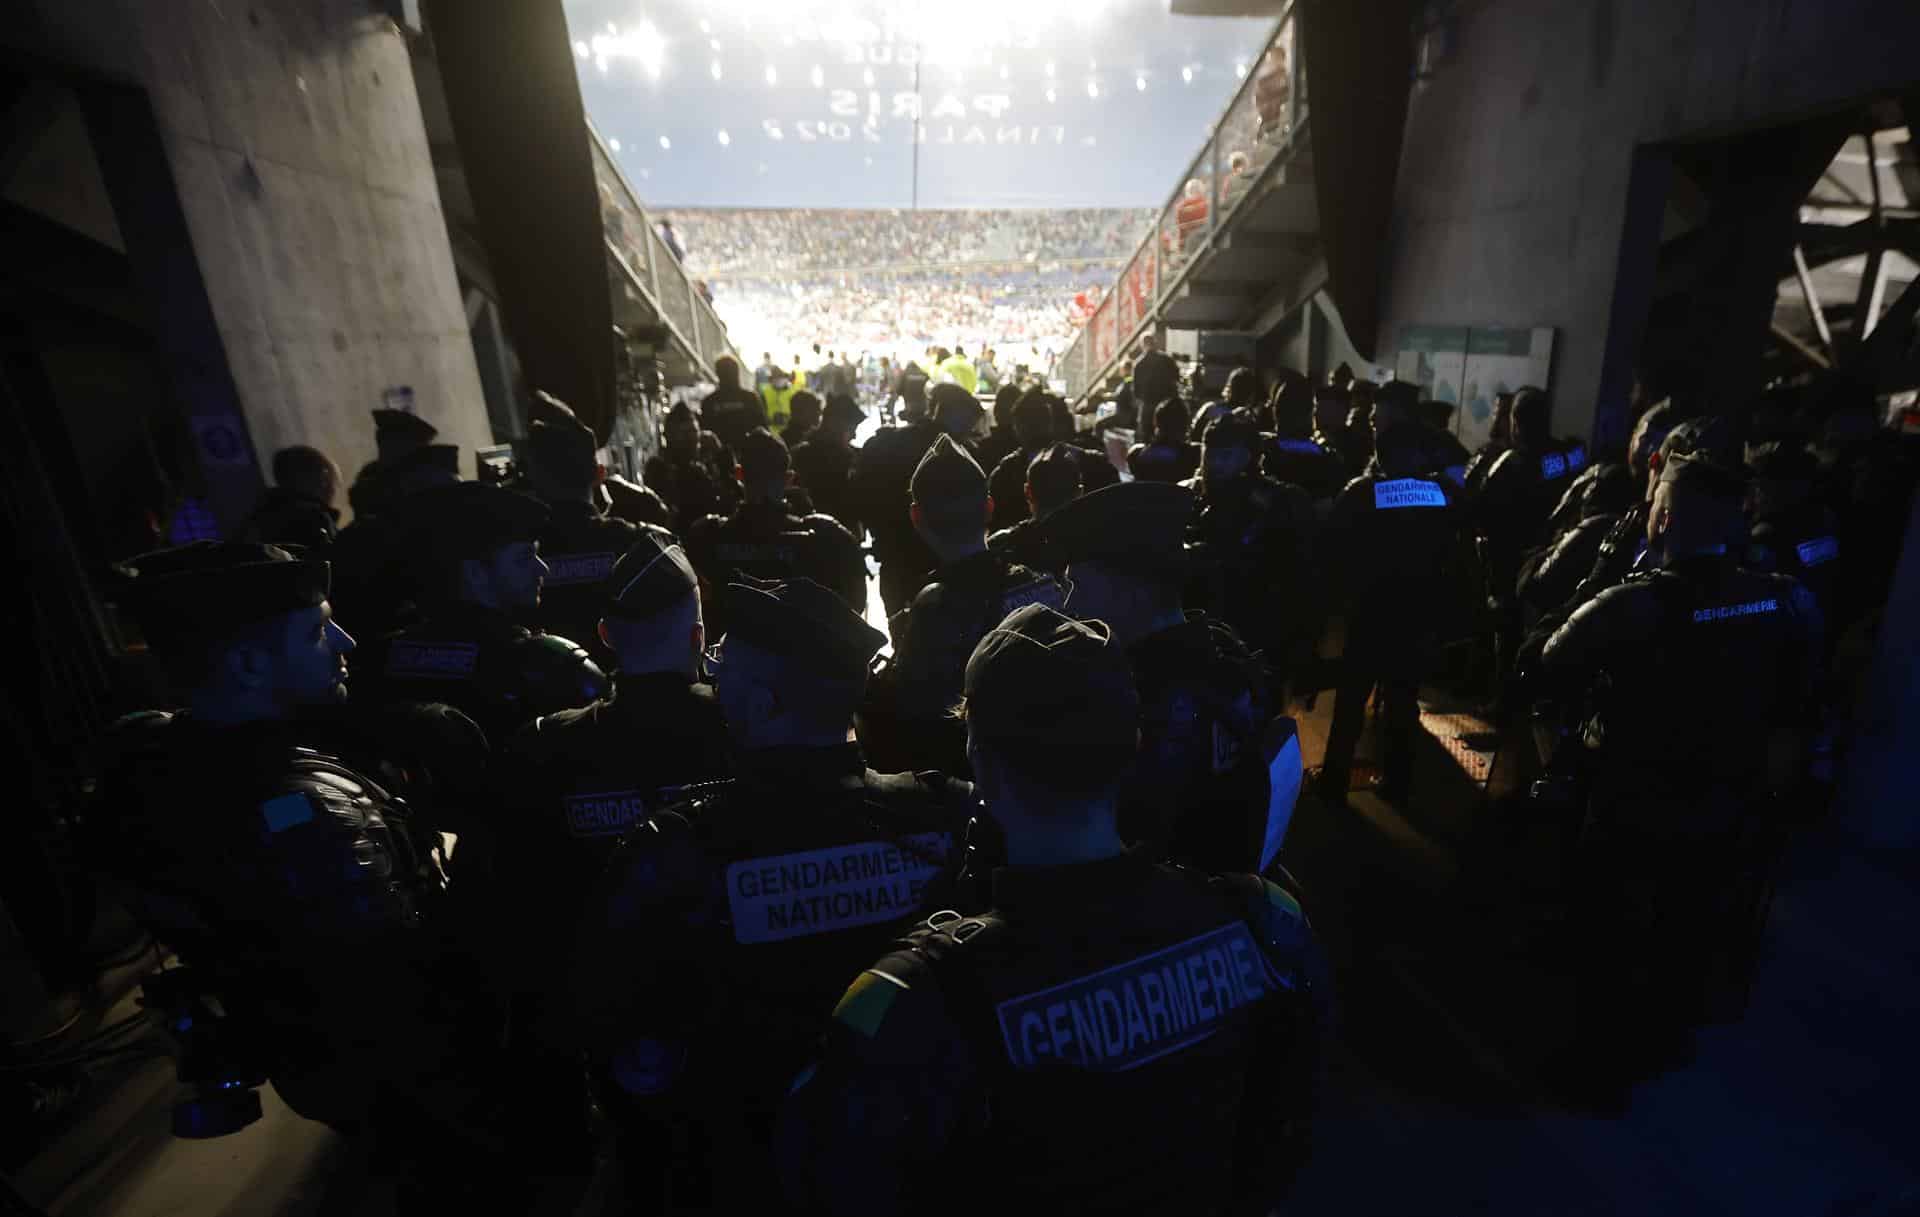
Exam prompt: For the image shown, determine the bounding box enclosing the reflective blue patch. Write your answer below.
[996,922,1269,1072]
[725,834,952,944]
[260,793,314,834]
[387,639,478,679]
[1274,438,1324,456]
[543,551,617,586]
[1540,453,1568,480]
[1692,598,1779,624]
[1001,576,1064,616]
[1373,478,1446,509]
[1795,536,1838,567]
[565,789,649,838]
[1567,445,1587,472]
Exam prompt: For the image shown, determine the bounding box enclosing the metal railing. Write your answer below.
[587,119,740,381]
[1054,4,1307,404]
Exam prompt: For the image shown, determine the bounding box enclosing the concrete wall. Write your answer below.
[1376,0,1920,442]
[16,0,491,514]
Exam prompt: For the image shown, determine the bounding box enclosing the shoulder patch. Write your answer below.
[1373,478,1446,509]
[832,968,909,1037]
[1540,452,1569,480]
[260,792,315,834]
[565,788,653,838]
[1795,535,1838,567]
[1000,574,1064,616]
[1566,444,1587,472]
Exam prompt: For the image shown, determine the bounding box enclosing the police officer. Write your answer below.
[518,410,639,669]
[93,542,536,1208]
[239,446,341,555]
[348,406,438,519]
[645,401,736,530]
[791,391,866,537]
[1316,427,1464,806]
[604,473,674,529]
[684,428,867,638]
[352,481,606,748]
[885,436,1063,773]
[1187,408,1319,697]
[702,353,771,456]
[1518,463,1640,617]
[1472,386,1580,703]
[575,576,975,1212]
[1127,397,1200,485]
[1461,390,1514,497]
[328,439,461,639]
[987,442,1083,573]
[1313,378,1366,481]
[1045,481,1272,874]
[780,604,1327,1217]
[497,533,731,1172]
[1744,440,1843,627]
[1539,456,1821,1093]
[986,389,1060,530]
[1265,376,1347,501]
[850,377,941,619]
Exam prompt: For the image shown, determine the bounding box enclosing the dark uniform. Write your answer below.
[1264,433,1348,501]
[352,483,606,746]
[1540,463,1821,1081]
[520,415,645,667]
[1046,482,1273,873]
[1187,414,1319,693]
[781,605,1326,1217]
[700,383,770,455]
[329,443,461,638]
[575,578,975,1212]
[1518,463,1639,616]
[1744,442,1844,626]
[1319,443,1464,801]
[791,394,866,537]
[884,437,1064,773]
[849,417,941,618]
[1126,439,1200,484]
[347,407,439,521]
[987,444,1044,530]
[645,418,736,531]
[685,503,866,639]
[604,474,674,529]
[94,543,529,1206]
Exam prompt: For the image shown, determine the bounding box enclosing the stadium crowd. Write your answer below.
[80,314,1918,1213]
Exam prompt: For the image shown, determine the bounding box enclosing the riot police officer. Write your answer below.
[1518,462,1640,617]
[790,392,867,537]
[883,436,1063,773]
[849,376,942,618]
[1187,408,1319,697]
[575,576,975,1213]
[1461,390,1515,496]
[93,542,535,1208]
[645,401,736,530]
[986,389,1061,530]
[780,603,1328,1217]
[684,427,866,638]
[1539,456,1821,1095]
[519,409,639,668]
[1316,427,1465,805]
[1744,440,1843,627]
[1265,376,1347,501]
[239,446,341,555]
[347,405,439,519]
[1045,481,1273,874]
[986,442,1083,573]
[329,439,461,638]
[351,481,606,747]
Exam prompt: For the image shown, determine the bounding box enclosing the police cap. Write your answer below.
[524,416,598,486]
[371,408,437,460]
[929,382,985,429]
[735,427,791,481]
[1043,480,1195,576]
[1658,452,1747,504]
[822,392,866,431]
[910,433,986,506]
[1200,407,1263,452]
[1025,443,1083,502]
[963,603,1138,752]
[724,575,886,679]
[115,541,329,652]
[407,481,550,559]
[605,530,698,620]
